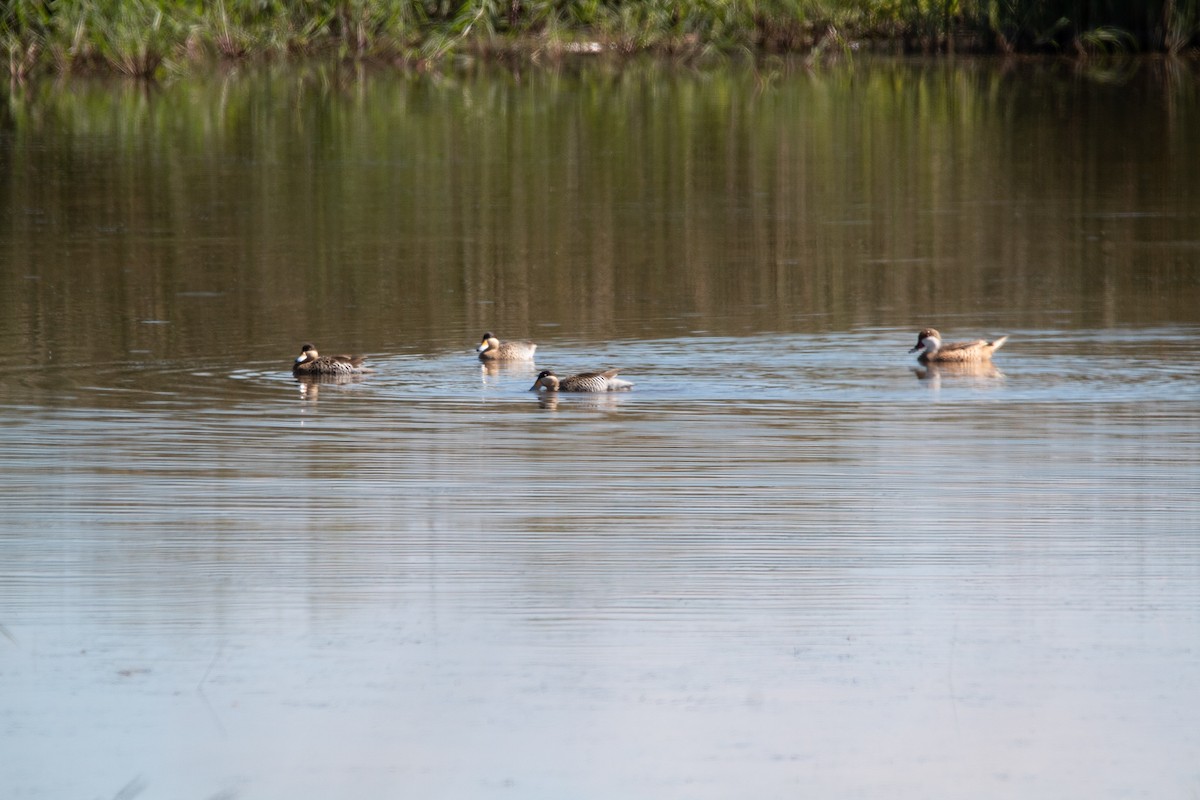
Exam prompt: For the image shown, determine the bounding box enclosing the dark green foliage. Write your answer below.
[963,0,1200,53]
[1,0,1197,77]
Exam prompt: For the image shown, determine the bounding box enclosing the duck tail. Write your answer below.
[990,335,1009,351]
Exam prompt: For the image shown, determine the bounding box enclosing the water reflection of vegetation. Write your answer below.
[1,0,1198,79]
[0,61,1197,368]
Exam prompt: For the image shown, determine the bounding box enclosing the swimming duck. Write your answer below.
[909,329,1008,363]
[530,369,633,392]
[476,332,537,361]
[292,343,367,375]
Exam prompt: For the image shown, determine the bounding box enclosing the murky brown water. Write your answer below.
[2,59,1199,799]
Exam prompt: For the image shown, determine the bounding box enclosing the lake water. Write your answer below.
[1,58,1198,799]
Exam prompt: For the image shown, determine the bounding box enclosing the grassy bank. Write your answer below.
[3,0,1199,78]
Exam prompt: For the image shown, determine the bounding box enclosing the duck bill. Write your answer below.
[908,343,925,354]
[476,343,489,353]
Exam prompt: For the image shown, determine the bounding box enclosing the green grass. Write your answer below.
[2,0,1198,79]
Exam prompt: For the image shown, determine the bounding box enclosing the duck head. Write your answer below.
[295,343,319,364]
[908,329,942,356]
[476,332,500,354]
[529,370,560,391]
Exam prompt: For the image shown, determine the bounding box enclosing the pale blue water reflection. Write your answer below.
[3,326,1198,798]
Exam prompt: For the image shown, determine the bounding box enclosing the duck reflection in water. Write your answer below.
[295,372,365,400]
[480,358,538,386]
[912,360,1006,388]
[534,391,630,411]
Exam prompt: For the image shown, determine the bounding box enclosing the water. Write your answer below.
[1,59,1198,799]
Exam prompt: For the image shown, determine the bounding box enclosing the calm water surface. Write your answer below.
[1,59,1199,799]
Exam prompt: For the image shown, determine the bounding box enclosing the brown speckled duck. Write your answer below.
[530,369,633,393]
[476,332,537,361]
[292,343,367,376]
[909,329,1008,363]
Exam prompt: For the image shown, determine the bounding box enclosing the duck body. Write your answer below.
[909,328,1008,363]
[476,332,536,361]
[292,343,367,375]
[530,369,633,392]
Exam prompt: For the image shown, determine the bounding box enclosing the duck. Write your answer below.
[292,343,367,375]
[476,332,536,361]
[909,328,1008,363]
[530,369,633,392]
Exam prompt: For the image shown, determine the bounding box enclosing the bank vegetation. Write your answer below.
[3,0,1199,79]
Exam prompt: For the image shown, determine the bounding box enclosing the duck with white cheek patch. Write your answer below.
[908,328,1008,363]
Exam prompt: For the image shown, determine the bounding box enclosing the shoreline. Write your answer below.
[4,2,1198,81]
